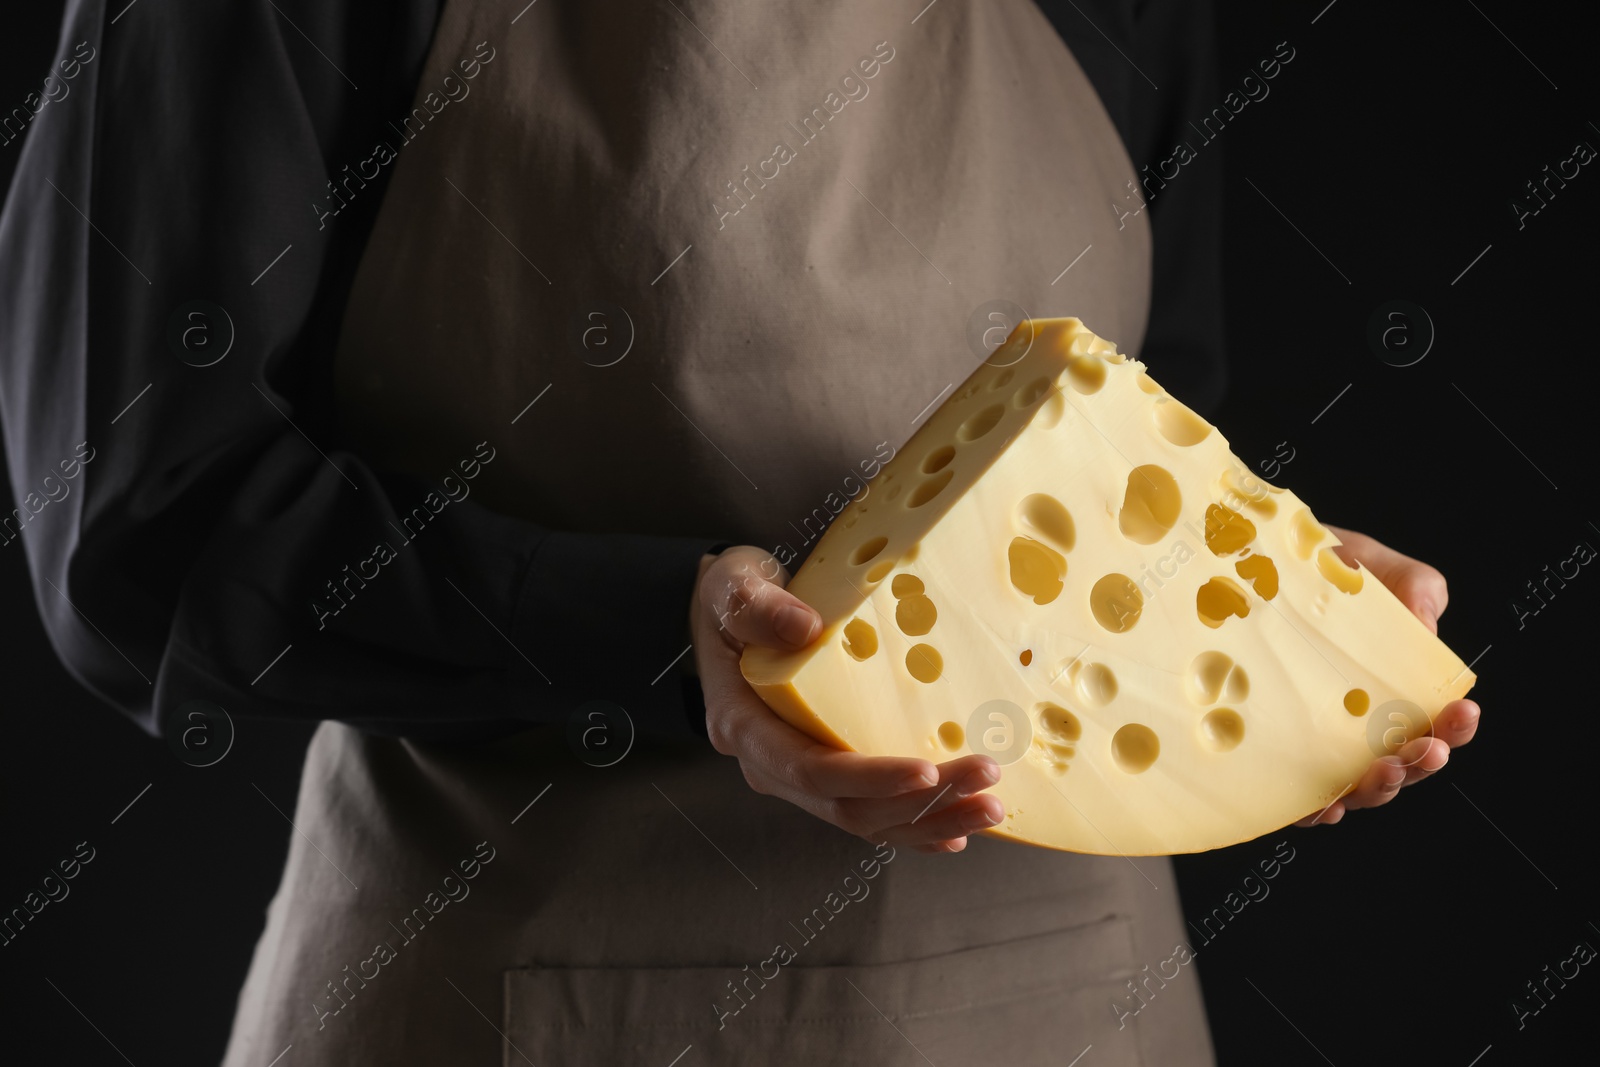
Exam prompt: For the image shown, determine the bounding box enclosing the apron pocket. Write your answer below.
[502,915,1145,1067]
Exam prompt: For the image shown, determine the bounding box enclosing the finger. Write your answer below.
[709,679,939,796]
[921,838,970,854]
[702,548,821,651]
[832,755,1001,832]
[744,764,1003,847]
[747,752,997,831]
[1296,799,1345,828]
[881,791,1006,845]
[1433,699,1480,749]
[1342,755,1409,811]
[1396,735,1450,785]
[1324,525,1448,632]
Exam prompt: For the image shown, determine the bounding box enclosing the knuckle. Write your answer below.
[1404,565,1447,602]
[705,711,737,756]
[739,764,768,796]
[782,754,817,796]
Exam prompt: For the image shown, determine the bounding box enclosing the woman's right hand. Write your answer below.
[689,545,1003,854]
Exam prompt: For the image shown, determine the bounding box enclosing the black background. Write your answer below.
[2,2,1594,1064]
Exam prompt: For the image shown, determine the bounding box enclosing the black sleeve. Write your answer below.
[0,0,718,743]
[1034,0,1228,417]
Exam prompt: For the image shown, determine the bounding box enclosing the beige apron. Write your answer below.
[223,1,1215,1063]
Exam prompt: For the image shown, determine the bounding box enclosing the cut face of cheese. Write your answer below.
[740,318,1476,856]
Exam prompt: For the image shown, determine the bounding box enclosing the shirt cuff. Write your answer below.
[510,530,721,742]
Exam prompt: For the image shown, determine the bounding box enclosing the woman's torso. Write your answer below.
[223,2,1213,1063]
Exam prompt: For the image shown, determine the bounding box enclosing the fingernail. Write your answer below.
[774,605,817,646]
[960,807,1000,831]
[898,768,937,792]
[956,765,997,797]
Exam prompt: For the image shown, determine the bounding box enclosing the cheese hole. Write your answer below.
[1014,376,1053,408]
[1226,665,1250,703]
[905,644,943,683]
[1219,467,1279,520]
[1153,396,1211,447]
[1235,554,1279,600]
[1065,356,1106,394]
[1200,709,1245,752]
[1203,504,1256,556]
[850,536,889,567]
[1036,391,1066,429]
[1289,508,1326,561]
[937,721,965,750]
[1085,334,1119,358]
[865,560,893,583]
[895,594,937,637]
[1019,493,1075,552]
[842,618,878,660]
[1008,536,1067,606]
[1317,547,1364,594]
[1036,702,1082,742]
[907,469,955,508]
[1136,371,1162,395]
[842,515,858,528]
[1090,573,1143,633]
[921,445,956,474]
[958,404,1006,442]
[1019,649,1033,666]
[1118,465,1182,545]
[885,482,904,502]
[1196,576,1251,629]
[991,367,1016,390]
[891,573,924,599]
[1111,723,1160,774]
[1344,688,1370,716]
[1187,651,1233,705]
[1074,662,1118,707]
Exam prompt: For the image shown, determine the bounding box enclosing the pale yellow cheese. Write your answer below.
[740,318,1476,855]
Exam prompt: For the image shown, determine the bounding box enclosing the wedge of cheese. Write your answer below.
[740,318,1476,855]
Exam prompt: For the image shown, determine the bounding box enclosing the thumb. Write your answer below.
[706,548,822,651]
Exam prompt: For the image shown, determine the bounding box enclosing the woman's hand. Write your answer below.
[690,546,1004,853]
[1295,525,1482,826]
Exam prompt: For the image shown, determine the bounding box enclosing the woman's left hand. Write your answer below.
[1295,525,1482,827]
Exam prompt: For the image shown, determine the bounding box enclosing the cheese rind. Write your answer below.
[741,319,1476,855]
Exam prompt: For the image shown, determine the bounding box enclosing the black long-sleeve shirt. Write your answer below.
[0,0,1222,743]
